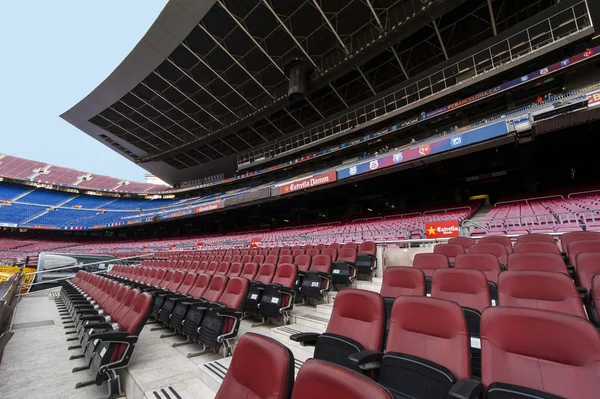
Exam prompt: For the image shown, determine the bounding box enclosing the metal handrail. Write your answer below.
[22,253,154,277]
[567,189,600,198]
[495,194,564,205]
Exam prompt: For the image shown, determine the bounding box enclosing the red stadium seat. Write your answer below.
[507,252,569,274]
[516,233,555,243]
[448,236,475,251]
[411,253,449,293]
[239,263,258,281]
[300,254,332,300]
[322,248,338,262]
[481,306,600,399]
[591,275,600,326]
[331,247,357,289]
[306,248,320,257]
[433,243,465,264]
[567,239,600,268]
[513,241,561,255]
[575,252,600,292]
[479,235,513,253]
[469,243,508,267]
[226,262,242,277]
[454,253,502,285]
[258,263,297,324]
[561,231,600,257]
[242,263,276,316]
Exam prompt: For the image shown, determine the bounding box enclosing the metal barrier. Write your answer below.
[0,266,24,363]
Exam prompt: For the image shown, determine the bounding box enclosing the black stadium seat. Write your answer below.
[356,241,377,279]
[258,263,297,325]
[481,306,600,398]
[300,254,332,301]
[214,333,294,399]
[242,263,276,317]
[331,247,357,289]
[291,289,385,372]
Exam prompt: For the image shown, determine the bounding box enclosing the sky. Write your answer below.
[0,1,168,182]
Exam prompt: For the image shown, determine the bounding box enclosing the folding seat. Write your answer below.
[259,249,269,257]
[433,243,465,264]
[242,263,276,317]
[207,255,215,262]
[349,296,472,398]
[469,243,508,267]
[150,270,186,319]
[188,261,200,273]
[322,247,338,262]
[575,252,600,292]
[302,244,313,251]
[155,272,199,327]
[342,242,358,250]
[291,289,385,372]
[231,255,241,263]
[226,262,242,277]
[480,306,600,399]
[241,255,252,264]
[356,241,376,278]
[328,243,342,250]
[268,250,279,257]
[516,233,555,243]
[292,359,394,399]
[279,249,292,256]
[215,262,231,276]
[257,263,297,325]
[278,254,293,265]
[214,333,295,399]
[173,275,229,347]
[454,253,502,299]
[174,260,185,270]
[315,244,326,251]
[222,255,232,263]
[205,261,219,275]
[239,262,258,281]
[265,254,278,264]
[292,249,304,257]
[305,248,320,257]
[214,255,224,263]
[513,241,561,255]
[479,235,513,253]
[293,254,311,275]
[192,277,249,356]
[561,231,600,256]
[197,261,209,273]
[567,239,600,268]
[199,255,208,262]
[73,291,153,398]
[282,246,291,251]
[507,252,569,274]
[411,253,449,293]
[498,271,586,318]
[300,254,332,300]
[252,255,264,264]
[331,247,357,289]
[181,261,193,272]
[163,273,213,336]
[249,250,258,256]
[291,246,302,251]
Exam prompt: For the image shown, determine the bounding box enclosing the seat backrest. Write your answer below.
[306,249,320,257]
[188,273,212,299]
[166,270,186,292]
[112,288,140,324]
[215,333,294,399]
[271,263,297,288]
[292,249,304,257]
[227,262,243,277]
[215,262,231,276]
[239,263,258,281]
[255,263,276,284]
[431,269,491,312]
[303,244,313,251]
[498,271,585,318]
[206,261,219,275]
[433,244,465,260]
[469,243,508,266]
[479,235,513,253]
[567,239,600,267]
[203,275,229,302]
[315,244,326,251]
[152,268,168,286]
[292,359,393,399]
[507,252,568,274]
[188,261,200,273]
[337,248,357,263]
[380,266,426,297]
[358,241,376,256]
[513,241,561,255]
[120,291,153,335]
[593,275,600,323]
[265,255,278,264]
[241,255,252,264]
[198,261,209,273]
[412,253,450,277]
[218,277,249,309]
[326,289,385,352]
[387,296,471,381]
[222,255,232,263]
[448,237,475,251]
[328,243,342,250]
[310,254,332,274]
[294,254,312,273]
[561,231,600,255]
[481,306,600,399]
[178,273,198,295]
[231,255,242,263]
[322,248,338,262]
[516,233,555,243]
[576,252,600,291]
[278,255,293,265]
[252,255,265,264]
[280,249,292,256]
[454,253,501,284]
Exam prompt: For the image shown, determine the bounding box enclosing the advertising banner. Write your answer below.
[337,120,509,180]
[587,89,600,108]
[276,171,337,195]
[250,238,262,248]
[193,201,223,214]
[424,220,460,238]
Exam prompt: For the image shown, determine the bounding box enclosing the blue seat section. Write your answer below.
[76,210,138,226]
[137,199,178,210]
[102,198,153,210]
[0,204,45,224]
[19,188,74,206]
[27,208,96,226]
[61,195,115,209]
[0,182,32,200]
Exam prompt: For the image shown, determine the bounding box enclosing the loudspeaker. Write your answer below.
[285,57,313,102]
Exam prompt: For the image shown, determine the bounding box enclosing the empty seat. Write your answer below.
[448,236,475,251]
[481,306,600,399]
[215,262,231,276]
[479,235,513,253]
[454,253,502,286]
[513,241,561,256]
[226,262,242,277]
[294,254,312,275]
[322,248,338,262]
[278,255,294,265]
[575,252,600,292]
[516,233,555,243]
[433,243,465,264]
[291,289,385,372]
[305,248,320,258]
[411,253,449,293]
[242,263,276,316]
[239,263,259,281]
[252,255,265,264]
[292,249,304,257]
[507,252,569,274]
[567,239,600,268]
[300,254,332,300]
[328,243,342,250]
[561,231,600,256]
[469,243,508,267]
[265,255,278,264]
[356,241,377,278]
[206,261,219,275]
[292,359,393,399]
[214,333,294,399]
[349,296,472,398]
[331,247,357,289]
[591,275,600,326]
[498,271,585,318]
[241,255,252,264]
[258,263,297,324]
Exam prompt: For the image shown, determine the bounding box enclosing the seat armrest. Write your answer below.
[306,271,331,278]
[84,322,112,331]
[348,350,383,370]
[250,281,267,290]
[290,332,320,347]
[179,298,207,306]
[449,378,484,399]
[577,286,587,295]
[89,331,138,344]
[214,308,242,317]
[80,315,108,322]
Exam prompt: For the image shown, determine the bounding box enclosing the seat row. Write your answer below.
[281,289,600,399]
[57,272,152,398]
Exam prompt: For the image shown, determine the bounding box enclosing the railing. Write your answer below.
[237,1,593,167]
[495,194,564,205]
[568,189,600,198]
[423,206,473,215]
[0,266,24,362]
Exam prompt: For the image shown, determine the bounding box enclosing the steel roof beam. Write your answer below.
[312,0,349,54]
[96,114,163,153]
[108,106,174,148]
[356,67,376,95]
[390,47,410,80]
[432,20,449,60]
[365,0,383,30]
[487,0,498,35]
[118,99,186,144]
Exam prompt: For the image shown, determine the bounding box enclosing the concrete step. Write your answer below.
[271,323,326,352]
[315,303,333,316]
[293,312,330,329]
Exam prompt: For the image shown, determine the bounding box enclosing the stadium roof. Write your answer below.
[62,0,562,185]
